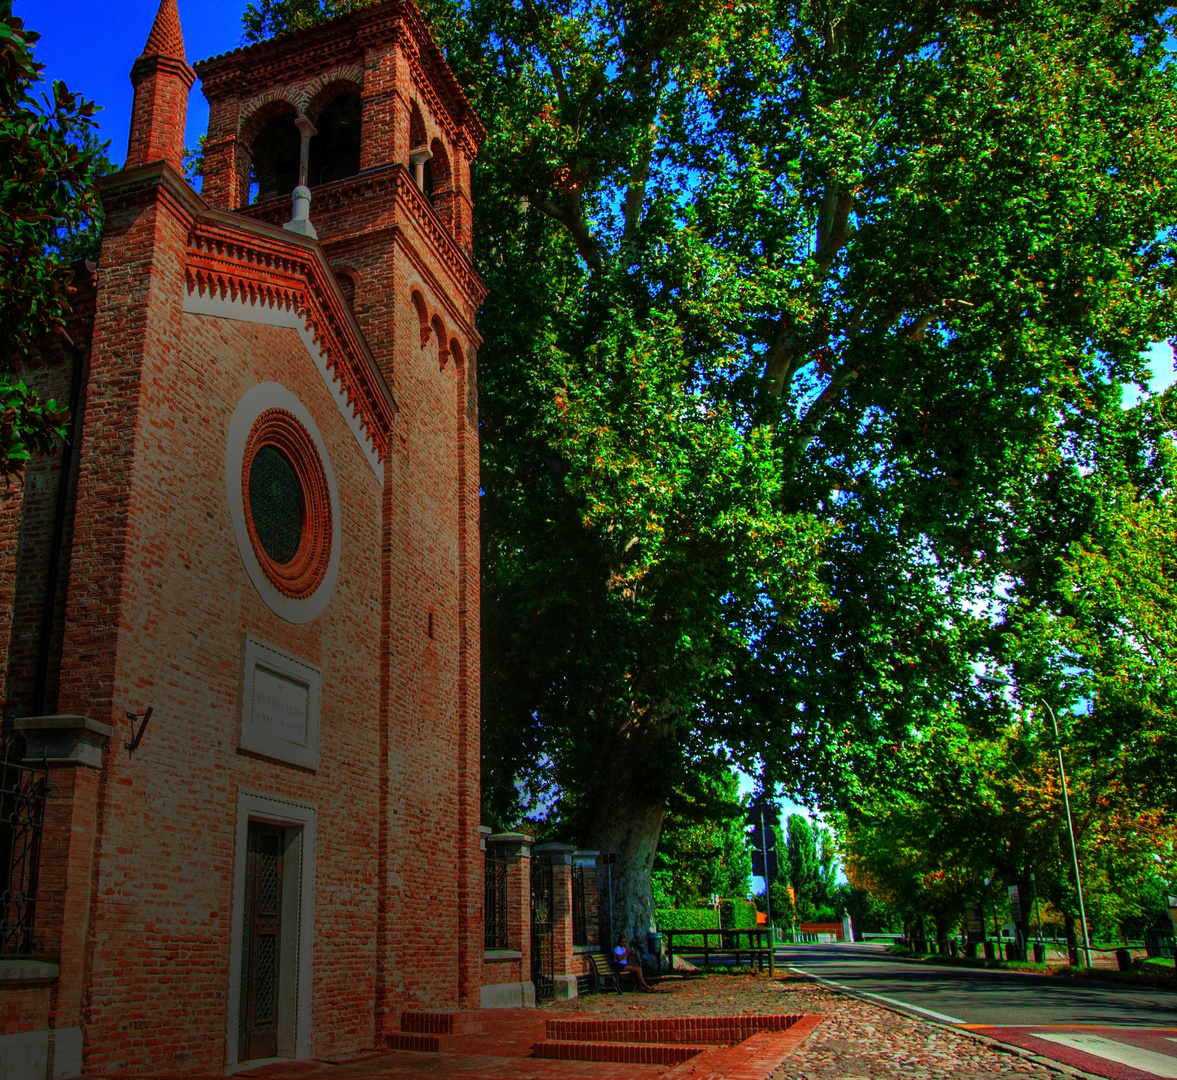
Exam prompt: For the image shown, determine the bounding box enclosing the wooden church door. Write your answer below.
[242,821,284,1060]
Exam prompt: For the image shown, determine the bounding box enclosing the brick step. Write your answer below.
[533,1040,708,1065]
[384,1032,458,1052]
[400,1009,488,1036]
[545,1013,803,1045]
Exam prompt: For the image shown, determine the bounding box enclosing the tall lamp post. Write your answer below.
[978,674,1092,968]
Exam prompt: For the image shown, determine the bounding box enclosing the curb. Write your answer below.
[783,967,1107,1080]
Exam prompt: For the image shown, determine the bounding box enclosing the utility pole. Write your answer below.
[759,802,774,933]
[977,675,1093,969]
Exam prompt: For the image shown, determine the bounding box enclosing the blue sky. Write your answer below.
[19,0,240,161]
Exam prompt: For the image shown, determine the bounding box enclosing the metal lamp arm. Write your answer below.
[1031,692,1092,969]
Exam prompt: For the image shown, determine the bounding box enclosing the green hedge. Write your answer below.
[726,898,759,930]
[655,899,761,936]
[655,907,720,933]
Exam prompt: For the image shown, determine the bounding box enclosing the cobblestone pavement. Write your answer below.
[751,975,1074,1080]
[544,971,1075,1078]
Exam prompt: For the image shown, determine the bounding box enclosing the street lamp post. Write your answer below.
[978,675,1093,968]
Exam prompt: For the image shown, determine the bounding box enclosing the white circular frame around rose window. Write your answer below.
[226,382,341,623]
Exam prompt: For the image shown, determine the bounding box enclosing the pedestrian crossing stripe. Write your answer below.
[1034,1033,1177,1078]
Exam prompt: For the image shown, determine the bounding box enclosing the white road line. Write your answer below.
[787,966,965,1025]
[1034,1034,1177,1078]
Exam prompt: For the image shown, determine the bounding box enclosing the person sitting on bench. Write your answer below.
[613,934,654,992]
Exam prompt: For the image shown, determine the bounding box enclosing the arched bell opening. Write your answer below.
[248,105,300,204]
[429,138,451,189]
[308,90,362,188]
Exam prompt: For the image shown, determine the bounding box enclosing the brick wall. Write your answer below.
[0,0,489,1071]
[69,291,385,1073]
[0,983,52,1037]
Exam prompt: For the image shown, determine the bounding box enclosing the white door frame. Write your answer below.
[226,791,316,1069]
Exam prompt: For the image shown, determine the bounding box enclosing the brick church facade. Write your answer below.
[0,0,496,1073]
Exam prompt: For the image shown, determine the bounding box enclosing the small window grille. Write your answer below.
[0,736,48,957]
[571,865,587,947]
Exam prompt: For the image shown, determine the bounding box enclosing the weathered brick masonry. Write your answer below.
[0,0,489,1074]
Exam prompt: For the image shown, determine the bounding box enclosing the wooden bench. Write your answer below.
[588,952,638,993]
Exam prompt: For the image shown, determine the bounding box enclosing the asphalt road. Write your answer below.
[778,942,1177,1028]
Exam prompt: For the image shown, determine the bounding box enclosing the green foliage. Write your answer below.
[652,764,752,908]
[785,815,828,921]
[242,0,368,39]
[654,907,720,933]
[832,882,900,935]
[836,691,1177,941]
[0,377,68,474]
[52,129,115,265]
[725,898,759,931]
[654,898,758,933]
[0,6,100,476]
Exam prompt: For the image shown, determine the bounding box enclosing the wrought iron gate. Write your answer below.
[0,736,47,957]
[530,855,555,1002]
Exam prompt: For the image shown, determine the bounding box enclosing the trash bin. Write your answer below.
[1116,948,1132,972]
[647,933,663,975]
[983,941,996,961]
[1033,942,1046,964]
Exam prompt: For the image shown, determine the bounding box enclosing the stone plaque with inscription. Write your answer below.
[240,637,320,769]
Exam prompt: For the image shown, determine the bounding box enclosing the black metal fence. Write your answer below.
[0,736,48,957]
[571,865,587,947]
[484,849,508,951]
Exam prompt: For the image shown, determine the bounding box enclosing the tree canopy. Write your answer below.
[1,5,100,477]
[245,0,1177,942]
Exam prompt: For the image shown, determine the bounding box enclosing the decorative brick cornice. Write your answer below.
[185,215,397,459]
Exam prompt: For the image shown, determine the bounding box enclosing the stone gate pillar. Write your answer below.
[482,832,533,1008]
[16,715,111,1079]
[533,843,576,1000]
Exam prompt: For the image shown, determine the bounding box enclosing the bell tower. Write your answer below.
[195,0,488,1026]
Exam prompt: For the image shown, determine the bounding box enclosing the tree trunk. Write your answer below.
[585,767,667,963]
[1064,911,1078,966]
[935,914,949,956]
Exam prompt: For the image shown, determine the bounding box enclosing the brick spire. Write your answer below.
[142,0,186,61]
[125,0,195,172]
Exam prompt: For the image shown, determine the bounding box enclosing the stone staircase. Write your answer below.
[531,1013,806,1066]
[384,1009,489,1053]
[381,1008,816,1075]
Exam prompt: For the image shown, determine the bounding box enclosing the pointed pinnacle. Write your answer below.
[142,0,186,61]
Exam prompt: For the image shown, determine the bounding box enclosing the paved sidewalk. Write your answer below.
[236,987,822,1080]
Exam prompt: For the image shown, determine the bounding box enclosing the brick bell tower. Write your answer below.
[38,0,489,1070]
[193,0,489,1029]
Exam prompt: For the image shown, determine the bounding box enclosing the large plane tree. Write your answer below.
[246,0,1177,944]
